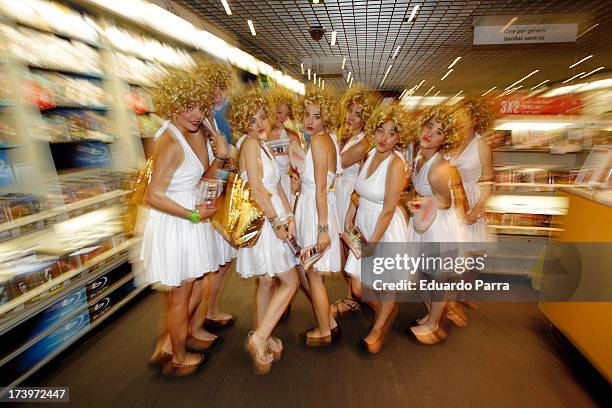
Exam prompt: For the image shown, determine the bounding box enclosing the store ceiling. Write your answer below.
[177,0,612,97]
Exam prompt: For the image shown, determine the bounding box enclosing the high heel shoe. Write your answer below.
[446,304,468,327]
[162,353,209,377]
[267,336,283,362]
[186,334,224,352]
[358,331,385,354]
[403,324,447,345]
[300,328,332,347]
[204,313,238,330]
[244,331,274,375]
[147,351,173,370]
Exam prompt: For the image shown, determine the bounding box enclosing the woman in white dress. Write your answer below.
[294,86,342,346]
[331,86,379,319]
[405,105,464,345]
[193,61,239,330]
[344,104,410,353]
[230,89,299,375]
[142,70,225,376]
[446,97,496,324]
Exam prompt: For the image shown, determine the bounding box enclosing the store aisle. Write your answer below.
[27,269,605,408]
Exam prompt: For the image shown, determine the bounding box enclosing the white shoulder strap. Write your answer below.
[153,121,170,141]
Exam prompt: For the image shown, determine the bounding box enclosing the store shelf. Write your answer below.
[0,237,139,332]
[0,141,21,149]
[2,282,146,395]
[28,65,104,80]
[0,189,130,236]
[15,22,100,49]
[487,225,563,232]
[0,262,134,366]
[41,105,108,112]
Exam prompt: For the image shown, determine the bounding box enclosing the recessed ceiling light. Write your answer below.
[448,56,461,69]
[562,72,586,83]
[581,66,604,78]
[569,55,593,69]
[576,23,599,39]
[407,5,420,22]
[247,20,256,36]
[221,0,232,15]
[441,69,453,81]
[392,46,400,59]
[342,57,346,70]
[331,30,337,46]
[504,70,539,90]
[529,80,549,90]
[313,0,320,4]
[482,86,497,96]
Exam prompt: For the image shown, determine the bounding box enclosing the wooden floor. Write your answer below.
[26,269,609,407]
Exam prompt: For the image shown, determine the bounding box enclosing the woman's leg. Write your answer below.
[151,291,172,358]
[206,262,233,321]
[255,276,276,329]
[305,268,335,337]
[168,280,201,364]
[364,295,396,343]
[254,268,299,341]
[189,274,217,340]
[296,265,311,300]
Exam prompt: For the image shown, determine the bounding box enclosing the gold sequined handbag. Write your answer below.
[211,171,265,248]
[124,157,155,236]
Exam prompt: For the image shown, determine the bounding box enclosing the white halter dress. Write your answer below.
[140,121,219,287]
[294,133,342,273]
[269,128,295,208]
[236,141,298,277]
[345,150,410,280]
[334,131,366,226]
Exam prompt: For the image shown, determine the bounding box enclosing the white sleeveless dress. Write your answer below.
[335,131,366,226]
[206,123,238,265]
[450,134,487,243]
[236,141,297,277]
[294,133,342,273]
[345,150,410,280]
[407,152,464,243]
[140,121,219,287]
[268,128,294,208]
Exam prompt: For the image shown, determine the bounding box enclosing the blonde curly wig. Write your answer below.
[365,103,413,151]
[152,69,214,119]
[339,85,381,141]
[458,96,497,135]
[267,86,297,119]
[193,59,238,91]
[415,105,464,151]
[296,86,338,132]
[227,88,269,136]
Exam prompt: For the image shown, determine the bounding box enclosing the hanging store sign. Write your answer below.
[496,96,583,115]
[473,15,582,45]
[303,57,344,78]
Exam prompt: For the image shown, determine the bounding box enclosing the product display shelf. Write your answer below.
[0,189,130,240]
[0,236,139,328]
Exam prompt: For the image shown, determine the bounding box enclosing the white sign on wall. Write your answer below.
[474,23,577,45]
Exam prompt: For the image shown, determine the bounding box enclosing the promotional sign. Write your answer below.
[302,57,344,78]
[496,96,583,115]
[473,15,579,45]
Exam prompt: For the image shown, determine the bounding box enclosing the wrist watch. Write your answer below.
[317,224,329,233]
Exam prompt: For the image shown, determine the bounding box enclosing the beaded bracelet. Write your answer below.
[187,210,201,224]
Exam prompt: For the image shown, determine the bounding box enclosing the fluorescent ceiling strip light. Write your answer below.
[562,72,585,84]
[408,5,420,22]
[441,69,453,81]
[530,80,549,90]
[433,90,440,97]
[482,86,497,96]
[331,30,337,46]
[380,74,388,87]
[322,80,325,90]
[347,71,352,83]
[424,86,435,96]
[580,66,604,78]
[392,46,401,59]
[342,57,346,70]
[576,23,599,39]
[247,20,256,36]
[318,77,321,86]
[499,17,518,33]
[415,79,426,90]
[399,89,407,99]
[385,64,393,75]
[301,63,304,75]
[452,90,463,99]
[569,55,593,69]
[313,0,320,4]
[308,68,311,80]
[221,0,232,15]
[349,77,354,88]
[505,69,539,90]
[448,56,461,69]
[313,73,317,82]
